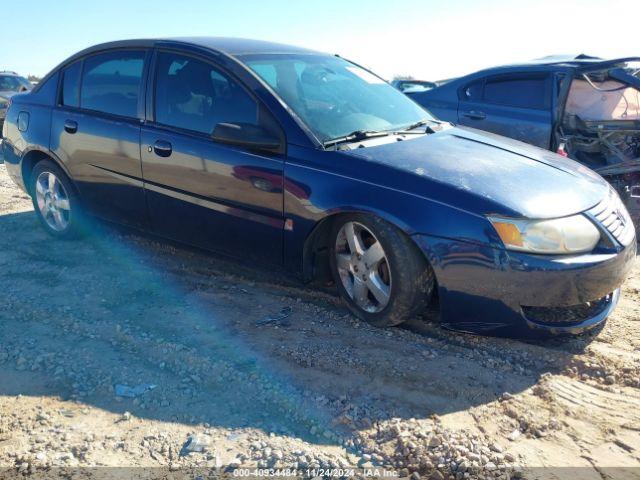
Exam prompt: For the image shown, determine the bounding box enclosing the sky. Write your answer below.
[1,0,639,81]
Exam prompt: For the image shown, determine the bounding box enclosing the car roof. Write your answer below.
[437,55,640,88]
[34,37,331,96]
[168,37,323,55]
[395,79,435,84]
[506,54,605,68]
[67,37,324,60]
[478,55,640,73]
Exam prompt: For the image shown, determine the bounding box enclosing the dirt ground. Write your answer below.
[0,160,639,480]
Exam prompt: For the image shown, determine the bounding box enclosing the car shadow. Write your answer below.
[0,208,605,447]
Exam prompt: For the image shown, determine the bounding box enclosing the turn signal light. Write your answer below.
[491,221,524,247]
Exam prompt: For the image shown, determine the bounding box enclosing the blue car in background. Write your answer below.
[2,39,636,337]
[408,55,640,226]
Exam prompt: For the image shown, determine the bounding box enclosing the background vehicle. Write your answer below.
[0,71,32,93]
[2,39,635,337]
[408,56,640,226]
[391,79,436,94]
[0,71,32,135]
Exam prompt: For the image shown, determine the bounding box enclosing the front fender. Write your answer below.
[283,145,502,274]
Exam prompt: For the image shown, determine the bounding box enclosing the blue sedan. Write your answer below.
[2,38,636,337]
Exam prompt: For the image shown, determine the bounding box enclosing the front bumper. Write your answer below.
[414,234,636,337]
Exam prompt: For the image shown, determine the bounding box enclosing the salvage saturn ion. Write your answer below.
[2,38,636,337]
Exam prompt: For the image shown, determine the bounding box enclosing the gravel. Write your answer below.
[0,164,639,477]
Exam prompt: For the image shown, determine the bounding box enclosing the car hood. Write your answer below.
[341,126,610,219]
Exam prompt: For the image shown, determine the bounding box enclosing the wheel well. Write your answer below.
[302,214,343,285]
[302,212,439,307]
[21,150,54,195]
[21,151,76,197]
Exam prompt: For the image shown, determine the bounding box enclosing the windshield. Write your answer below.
[241,54,433,143]
[0,74,30,92]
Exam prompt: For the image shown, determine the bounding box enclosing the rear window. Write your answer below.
[80,50,145,118]
[483,76,548,109]
[61,61,81,107]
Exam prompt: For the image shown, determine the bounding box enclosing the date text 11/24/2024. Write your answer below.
[231,468,399,477]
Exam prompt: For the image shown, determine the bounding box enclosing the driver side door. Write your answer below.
[141,49,286,264]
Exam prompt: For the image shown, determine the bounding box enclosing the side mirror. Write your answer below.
[212,122,281,152]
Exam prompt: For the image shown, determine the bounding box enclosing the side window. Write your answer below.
[31,71,59,105]
[461,80,483,101]
[154,52,259,134]
[61,61,81,107]
[80,50,145,118]
[483,76,549,109]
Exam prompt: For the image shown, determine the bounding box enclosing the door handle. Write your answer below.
[64,120,78,134]
[152,140,172,157]
[462,110,486,120]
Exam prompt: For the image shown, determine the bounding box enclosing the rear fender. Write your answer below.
[20,147,73,195]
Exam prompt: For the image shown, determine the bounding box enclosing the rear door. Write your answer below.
[50,49,150,227]
[457,73,553,149]
[140,49,285,264]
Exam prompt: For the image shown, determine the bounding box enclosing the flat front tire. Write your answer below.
[329,214,435,327]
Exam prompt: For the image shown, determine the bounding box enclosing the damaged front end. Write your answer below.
[557,58,640,225]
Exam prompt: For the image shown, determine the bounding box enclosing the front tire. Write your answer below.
[329,214,435,327]
[30,160,83,239]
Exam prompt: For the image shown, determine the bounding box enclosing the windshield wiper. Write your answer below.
[322,122,442,149]
[322,130,392,148]
[399,118,441,132]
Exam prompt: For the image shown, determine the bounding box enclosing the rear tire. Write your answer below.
[329,214,435,327]
[30,160,83,239]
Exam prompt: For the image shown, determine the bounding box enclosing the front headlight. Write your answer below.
[488,214,600,254]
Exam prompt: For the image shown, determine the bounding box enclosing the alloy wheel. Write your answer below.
[335,221,392,313]
[35,171,71,232]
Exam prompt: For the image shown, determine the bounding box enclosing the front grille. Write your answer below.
[588,190,636,246]
[522,293,614,326]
